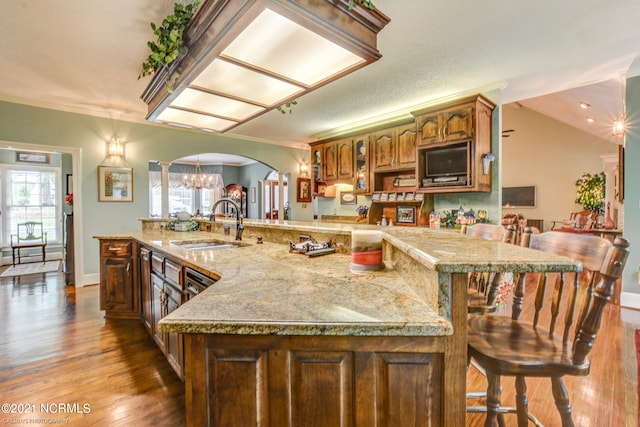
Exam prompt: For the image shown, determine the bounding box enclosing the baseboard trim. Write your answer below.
[620,291,640,310]
[79,273,99,288]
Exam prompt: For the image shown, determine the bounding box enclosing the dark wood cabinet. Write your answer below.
[139,248,153,334]
[323,141,338,181]
[184,334,444,427]
[99,239,138,319]
[415,103,475,145]
[64,213,74,285]
[309,138,354,184]
[148,253,185,379]
[372,123,416,172]
[414,95,495,193]
[151,271,166,350]
[354,135,371,194]
[224,183,247,218]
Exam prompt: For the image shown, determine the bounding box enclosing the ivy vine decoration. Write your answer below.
[574,172,605,214]
[276,100,298,114]
[138,0,201,91]
[348,0,375,10]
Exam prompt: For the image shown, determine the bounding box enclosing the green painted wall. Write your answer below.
[0,101,309,283]
[624,76,640,297]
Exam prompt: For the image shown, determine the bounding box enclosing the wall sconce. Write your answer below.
[107,137,125,158]
[299,161,309,177]
[482,152,495,175]
[613,116,625,136]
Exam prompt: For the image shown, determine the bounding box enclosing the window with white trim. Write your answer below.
[5,167,60,245]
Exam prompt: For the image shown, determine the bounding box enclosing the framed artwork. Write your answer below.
[297,177,312,202]
[371,192,381,201]
[16,151,50,164]
[388,192,397,202]
[315,182,327,197]
[396,206,416,225]
[618,144,624,203]
[98,166,133,202]
[340,191,356,205]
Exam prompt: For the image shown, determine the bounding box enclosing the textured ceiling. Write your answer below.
[1,0,638,147]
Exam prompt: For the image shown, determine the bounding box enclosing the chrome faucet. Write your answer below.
[248,234,263,244]
[210,198,244,241]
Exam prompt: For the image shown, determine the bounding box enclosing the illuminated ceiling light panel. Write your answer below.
[141,0,389,133]
[157,108,238,132]
[170,88,264,121]
[222,9,366,86]
[191,59,303,106]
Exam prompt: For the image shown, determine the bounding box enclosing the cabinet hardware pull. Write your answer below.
[126,263,130,273]
[108,247,120,251]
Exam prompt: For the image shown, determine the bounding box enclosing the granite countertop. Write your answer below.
[100,221,580,337]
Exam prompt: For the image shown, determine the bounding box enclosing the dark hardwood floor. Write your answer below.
[0,270,185,427]
[0,270,638,426]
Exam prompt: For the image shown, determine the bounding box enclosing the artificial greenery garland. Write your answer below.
[138,0,201,90]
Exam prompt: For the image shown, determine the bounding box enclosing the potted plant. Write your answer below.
[574,172,605,215]
[138,1,201,91]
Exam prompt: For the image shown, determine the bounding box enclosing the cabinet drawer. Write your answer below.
[164,281,182,304]
[101,240,132,257]
[151,254,164,276]
[164,258,182,286]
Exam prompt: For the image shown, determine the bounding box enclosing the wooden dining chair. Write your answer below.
[461,223,516,314]
[468,229,630,427]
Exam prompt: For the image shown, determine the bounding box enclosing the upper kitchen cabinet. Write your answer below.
[354,135,371,194]
[310,138,354,184]
[414,95,494,147]
[413,94,496,193]
[312,145,323,184]
[372,123,417,172]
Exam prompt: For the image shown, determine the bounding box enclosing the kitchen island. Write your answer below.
[100,220,580,426]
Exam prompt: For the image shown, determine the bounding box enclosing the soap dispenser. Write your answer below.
[381,215,387,226]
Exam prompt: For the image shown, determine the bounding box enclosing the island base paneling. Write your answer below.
[184,334,447,427]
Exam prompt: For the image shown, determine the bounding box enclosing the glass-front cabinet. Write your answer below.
[354,134,371,194]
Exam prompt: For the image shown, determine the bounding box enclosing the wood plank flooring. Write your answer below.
[0,271,185,426]
[0,270,637,426]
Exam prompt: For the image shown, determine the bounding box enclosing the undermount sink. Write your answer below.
[172,240,248,251]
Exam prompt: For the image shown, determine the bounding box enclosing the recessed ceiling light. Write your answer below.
[586,117,595,123]
[580,102,591,109]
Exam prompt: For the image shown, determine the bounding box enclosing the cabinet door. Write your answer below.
[442,105,474,142]
[311,145,323,182]
[416,113,440,145]
[151,273,166,351]
[372,130,394,171]
[354,135,370,194]
[323,142,338,181]
[100,256,133,313]
[336,138,354,180]
[395,125,417,169]
[139,248,153,335]
[165,282,183,378]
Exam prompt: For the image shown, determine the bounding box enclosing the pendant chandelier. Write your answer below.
[183,160,214,189]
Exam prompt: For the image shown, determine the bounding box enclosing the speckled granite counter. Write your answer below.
[111,221,580,337]
[104,221,581,427]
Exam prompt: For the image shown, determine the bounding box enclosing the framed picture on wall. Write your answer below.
[297,177,312,202]
[98,166,133,202]
[16,151,50,164]
[396,206,416,225]
[340,191,356,205]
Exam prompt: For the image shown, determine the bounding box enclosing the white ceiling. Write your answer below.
[2,0,639,148]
